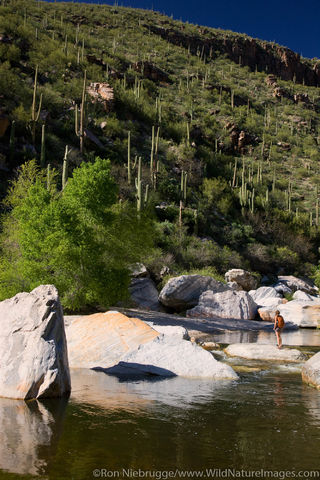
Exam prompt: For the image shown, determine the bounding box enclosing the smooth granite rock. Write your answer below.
[145,322,189,340]
[225,343,307,362]
[107,335,238,379]
[66,311,159,369]
[292,290,319,302]
[249,286,282,305]
[187,289,258,320]
[224,269,258,291]
[159,275,229,311]
[278,301,320,327]
[129,263,148,278]
[0,285,71,400]
[129,277,163,311]
[301,351,320,389]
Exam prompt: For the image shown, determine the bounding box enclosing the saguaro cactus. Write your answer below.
[31,66,43,145]
[40,124,46,167]
[75,70,87,154]
[62,145,70,190]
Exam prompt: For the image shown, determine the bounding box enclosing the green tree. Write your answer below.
[0,158,154,311]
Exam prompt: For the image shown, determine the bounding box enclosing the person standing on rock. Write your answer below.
[273,310,285,349]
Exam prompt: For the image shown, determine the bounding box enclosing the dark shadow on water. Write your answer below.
[93,362,177,378]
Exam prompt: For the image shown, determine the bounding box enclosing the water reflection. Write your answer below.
[0,397,67,476]
[213,328,320,346]
[70,368,235,411]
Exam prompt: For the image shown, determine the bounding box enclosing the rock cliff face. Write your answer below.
[148,25,319,86]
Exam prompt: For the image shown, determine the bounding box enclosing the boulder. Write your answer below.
[129,263,148,278]
[224,269,258,291]
[0,285,71,400]
[107,335,238,379]
[301,352,320,389]
[145,322,189,340]
[129,277,163,311]
[227,281,243,291]
[248,286,282,305]
[277,275,318,295]
[186,290,258,320]
[159,275,229,311]
[225,343,307,362]
[273,282,292,295]
[292,290,318,302]
[258,305,281,322]
[278,301,320,327]
[66,311,159,369]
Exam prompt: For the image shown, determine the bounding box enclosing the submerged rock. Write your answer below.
[301,352,320,389]
[224,343,307,362]
[0,285,71,400]
[187,289,258,320]
[159,275,229,311]
[107,335,238,379]
[66,311,159,369]
[225,269,258,291]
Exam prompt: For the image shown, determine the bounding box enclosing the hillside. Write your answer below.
[1,0,320,309]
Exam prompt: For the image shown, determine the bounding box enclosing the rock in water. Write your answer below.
[107,335,238,379]
[66,311,159,369]
[187,289,258,320]
[278,301,320,327]
[159,275,229,311]
[225,343,306,362]
[302,352,320,389]
[0,285,71,400]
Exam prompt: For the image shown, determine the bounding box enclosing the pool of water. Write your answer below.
[211,328,320,346]
[0,359,319,480]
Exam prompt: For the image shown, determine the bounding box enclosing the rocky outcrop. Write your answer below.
[276,276,318,295]
[0,285,71,400]
[186,289,258,320]
[107,335,238,379]
[87,82,114,111]
[302,352,320,389]
[145,323,189,340]
[132,61,171,83]
[278,301,320,327]
[129,262,148,278]
[159,275,229,311]
[129,277,164,311]
[225,269,258,291]
[292,290,317,302]
[65,311,159,369]
[225,343,307,362]
[258,306,278,322]
[147,25,320,86]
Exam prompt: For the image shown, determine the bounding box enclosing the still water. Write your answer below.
[0,337,319,480]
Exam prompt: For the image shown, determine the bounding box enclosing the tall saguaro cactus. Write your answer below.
[31,66,43,145]
[40,124,46,167]
[75,70,87,154]
[62,145,70,190]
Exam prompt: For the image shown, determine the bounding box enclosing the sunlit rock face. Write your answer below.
[0,285,71,400]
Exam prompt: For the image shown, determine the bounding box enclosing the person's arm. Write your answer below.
[273,316,277,330]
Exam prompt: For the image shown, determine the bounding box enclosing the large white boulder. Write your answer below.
[0,285,71,400]
[249,286,282,305]
[129,277,163,311]
[186,289,258,320]
[159,275,229,311]
[225,269,258,291]
[65,311,159,369]
[107,335,238,379]
[302,352,320,389]
[277,275,318,295]
[278,301,320,327]
[225,343,307,362]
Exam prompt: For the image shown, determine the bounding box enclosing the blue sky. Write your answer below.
[44,0,320,59]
